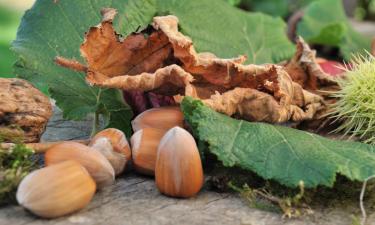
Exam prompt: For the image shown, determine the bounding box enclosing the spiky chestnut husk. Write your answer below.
[329,54,375,144]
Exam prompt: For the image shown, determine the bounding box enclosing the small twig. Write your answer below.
[55,56,87,72]
[360,175,375,225]
[253,189,281,204]
[287,10,304,42]
[0,139,90,154]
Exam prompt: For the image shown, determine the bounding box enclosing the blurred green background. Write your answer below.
[0,0,34,78]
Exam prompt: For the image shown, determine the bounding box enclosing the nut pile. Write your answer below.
[16,106,203,218]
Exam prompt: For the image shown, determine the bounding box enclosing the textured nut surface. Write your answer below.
[0,78,52,143]
[16,161,96,218]
[90,137,127,176]
[45,142,115,188]
[131,127,166,175]
[155,127,203,198]
[131,106,184,132]
[90,128,131,161]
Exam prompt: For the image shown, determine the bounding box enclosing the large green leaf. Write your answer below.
[157,0,294,63]
[238,0,317,18]
[247,0,290,17]
[12,0,294,135]
[297,0,371,60]
[181,97,375,188]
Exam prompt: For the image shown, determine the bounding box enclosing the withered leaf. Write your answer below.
[199,66,324,123]
[152,15,248,88]
[79,8,174,85]
[57,8,327,124]
[284,37,338,91]
[88,64,194,96]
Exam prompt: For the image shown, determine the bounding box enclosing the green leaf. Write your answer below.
[250,0,289,18]
[157,0,294,63]
[12,0,294,136]
[224,0,242,7]
[297,0,371,60]
[181,97,375,188]
[240,0,317,18]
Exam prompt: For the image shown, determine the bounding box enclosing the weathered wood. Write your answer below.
[0,106,374,225]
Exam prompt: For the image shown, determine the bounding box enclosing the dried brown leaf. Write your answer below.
[152,16,249,88]
[198,66,324,123]
[57,9,326,124]
[88,64,194,96]
[80,9,174,85]
[284,37,338,91]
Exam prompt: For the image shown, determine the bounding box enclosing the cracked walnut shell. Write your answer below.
[0,78,52,143]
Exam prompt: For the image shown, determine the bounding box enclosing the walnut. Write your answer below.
[0,78,52,143]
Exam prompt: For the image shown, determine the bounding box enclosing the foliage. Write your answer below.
[181,97,375,188]
[225,0,242,7]
[157,0,294,63]
[12,0,139,136]
[12,0,294,135]
[297,0,371,60]
[229,0,317,18]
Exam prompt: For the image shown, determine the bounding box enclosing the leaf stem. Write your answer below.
[91,88,103,137]
[360,175,375,225]
[91,111,100,137]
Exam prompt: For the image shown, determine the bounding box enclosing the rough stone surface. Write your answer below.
[0,106,374,225]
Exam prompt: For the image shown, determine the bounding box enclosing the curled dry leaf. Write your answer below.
[152,15,249,88]
[57,8,329,124]
[284,37,339,92]
[80,8,174,85]
[283,37,342,130]
[0,78,52,143]
[91,65,194,96]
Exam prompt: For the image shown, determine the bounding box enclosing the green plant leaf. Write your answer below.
[157,0,294,63]
[12,0,294,136]
[250,0,289,18]
[181,97,375,188]
[224,0,242,7]
[239,0,317,18]
[297,0,371,60]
